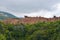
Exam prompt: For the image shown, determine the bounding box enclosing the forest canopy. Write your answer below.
[0,21,60,40]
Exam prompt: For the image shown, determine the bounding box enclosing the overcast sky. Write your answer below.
[0,0,60,18]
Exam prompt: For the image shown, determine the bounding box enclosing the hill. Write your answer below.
[0,11,17,20]
[2,16,60,24]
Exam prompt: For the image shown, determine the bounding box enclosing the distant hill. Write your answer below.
[0,11,17,20]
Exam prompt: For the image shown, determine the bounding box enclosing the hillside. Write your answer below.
[0,11,17,20]
[2,16,60,24]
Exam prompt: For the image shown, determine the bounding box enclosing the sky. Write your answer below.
[0,0,60,18]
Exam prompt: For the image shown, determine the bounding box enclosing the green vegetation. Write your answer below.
[0,21,60,40]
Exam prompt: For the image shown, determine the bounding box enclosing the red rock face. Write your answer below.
[2,16,60,24]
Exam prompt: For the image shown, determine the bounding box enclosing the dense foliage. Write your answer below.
[0,21,60,40]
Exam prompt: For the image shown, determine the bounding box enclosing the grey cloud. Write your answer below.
[0,0,60,13]
[0,0,60,18]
